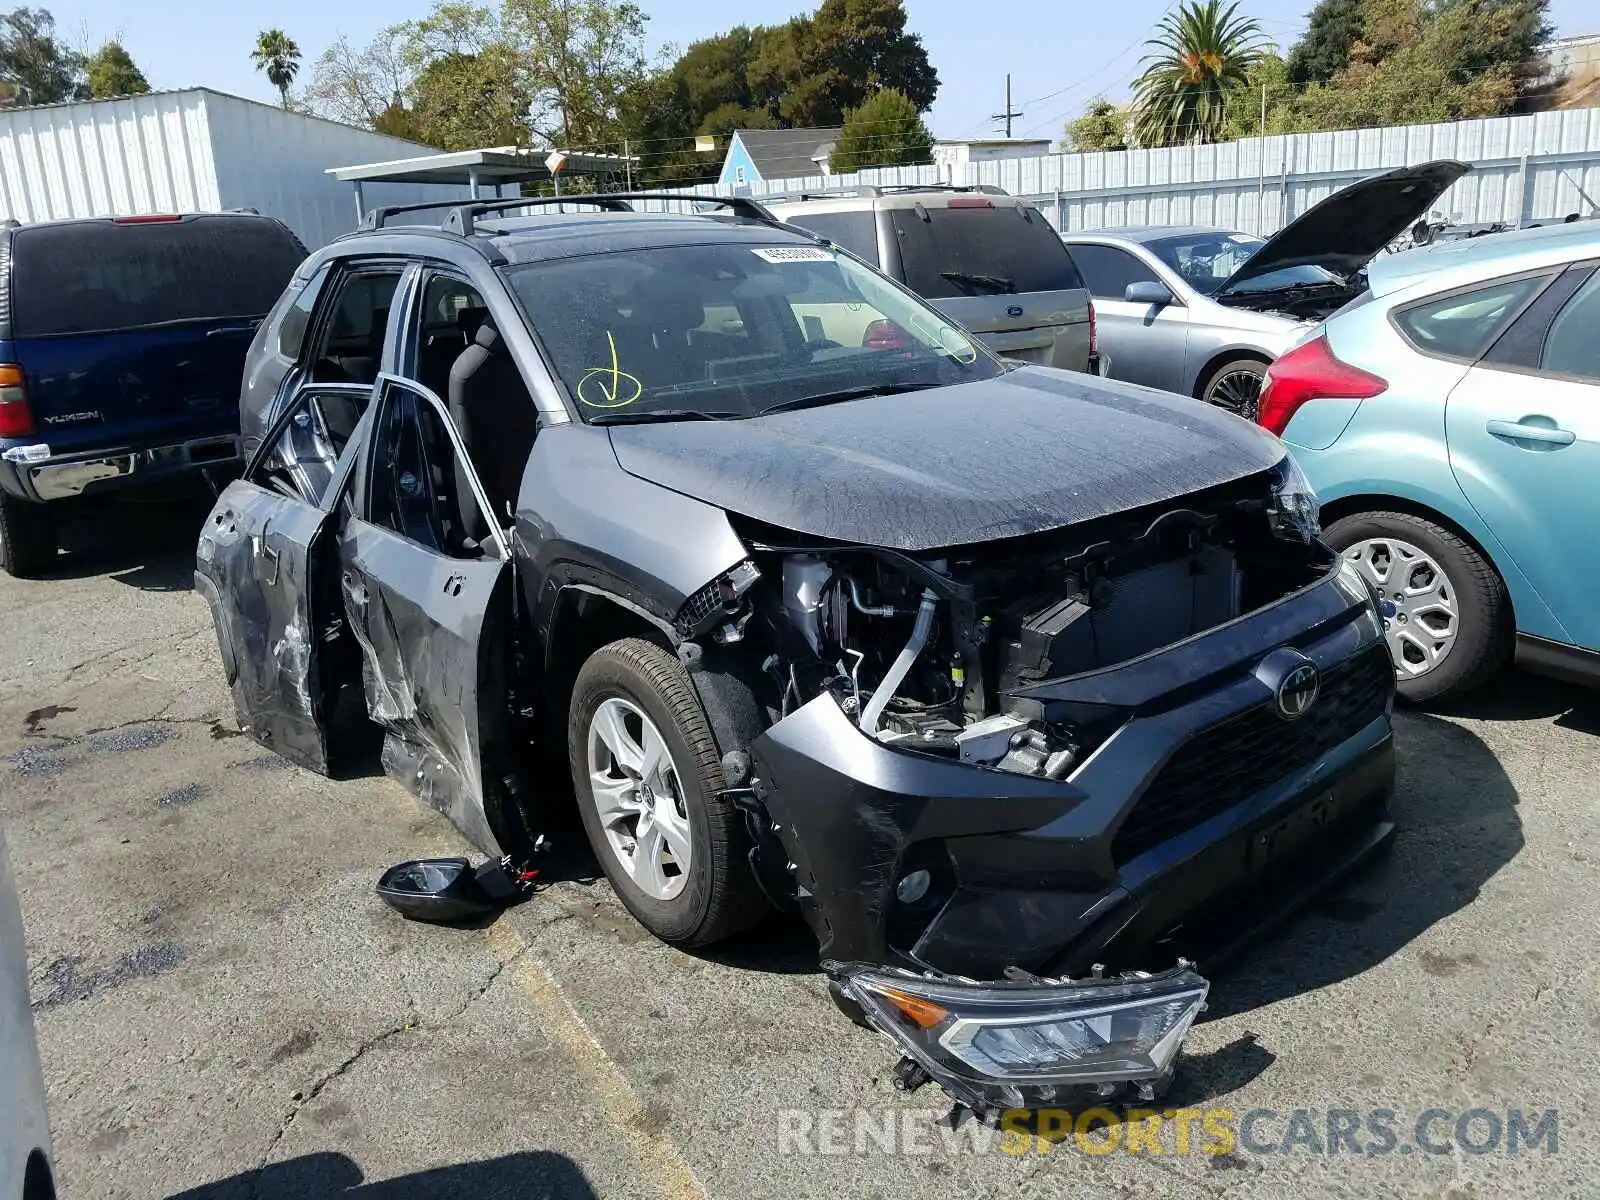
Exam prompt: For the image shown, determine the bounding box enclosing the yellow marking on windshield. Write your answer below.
[577,331,644,409]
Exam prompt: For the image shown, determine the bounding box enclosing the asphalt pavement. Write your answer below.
[1,498,1595,1200]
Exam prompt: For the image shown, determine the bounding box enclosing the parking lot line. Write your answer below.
[485,921,709,1200]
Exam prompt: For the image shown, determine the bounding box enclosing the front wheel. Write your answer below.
[568,638,767,947]
[1323,511,1512,703]
[1200,357,1268,422]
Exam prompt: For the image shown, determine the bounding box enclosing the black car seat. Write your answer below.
[615,277,709,388]
[447,319,538,541]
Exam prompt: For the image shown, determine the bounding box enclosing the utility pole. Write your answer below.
[992,74,1022,138]
[1257,83,1267,234]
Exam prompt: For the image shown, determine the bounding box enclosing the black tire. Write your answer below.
[0,491,56,578]
[1323,510,1512,704]
[567,637,767,947]
[1200,357,1268,421]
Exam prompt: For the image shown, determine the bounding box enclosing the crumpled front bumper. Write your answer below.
[748,560,1395,1108]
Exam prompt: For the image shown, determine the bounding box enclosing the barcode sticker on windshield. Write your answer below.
[751,246,835,263]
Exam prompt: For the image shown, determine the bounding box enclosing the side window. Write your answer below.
[414,273,489,398]
[1393,275,1546,361]
[308,269,405,385]
[365,385,489,559]
[1067,244,1159,300]
[275,264,330,360]
[783,210,880,265]
[250,387,368,506]
[1541,272,1600,382]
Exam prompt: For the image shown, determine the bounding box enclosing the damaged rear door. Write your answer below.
[196,383,375,771]
[338,374,514,853]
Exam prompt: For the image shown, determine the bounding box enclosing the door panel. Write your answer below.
[1445,366,1600,648]
[341,374,512,853]
[342,519,507,850]
[1067,243,1190,391]
[196,478,335,770]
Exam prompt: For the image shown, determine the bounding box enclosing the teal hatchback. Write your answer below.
[1259,220,1600,703]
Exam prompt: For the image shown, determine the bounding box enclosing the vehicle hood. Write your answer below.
[1216,160,1471,297]
[605,367,1287,552]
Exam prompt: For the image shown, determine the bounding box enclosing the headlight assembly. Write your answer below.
[1269,452,1321,542]
[829,960,1209,1113]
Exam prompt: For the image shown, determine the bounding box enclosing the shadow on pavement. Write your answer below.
[1426,669,1600,737]
[37,494,213,592]
[1202,704,1522,1026]
[167,1150,597,1200]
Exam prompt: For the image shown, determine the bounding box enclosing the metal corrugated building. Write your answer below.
[0,88,469,248]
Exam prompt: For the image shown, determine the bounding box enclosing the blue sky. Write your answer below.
[47,0,1596,140]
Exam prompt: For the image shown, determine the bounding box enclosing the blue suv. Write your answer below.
[0,212,306,577]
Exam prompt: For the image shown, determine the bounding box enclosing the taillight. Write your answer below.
[862,319,914,351]
[1087,298,1097,356]
[112,213,182,224]
[0,364,33,437]
[946,196,994,208]
[1257,335,1386,436]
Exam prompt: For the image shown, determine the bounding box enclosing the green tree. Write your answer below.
[252,28,302,109]
[0,8,86,106]
[829,86,931,172]
[1063,98,1128,151]
[1132,0,1266,147]
[301,29,413,128]
[503,0,650,146]
[85,41,149,98]
[1286,0,1362,85]
[410,46,532,149]
[1219,52,1296,140]
[1281,0,1552,131]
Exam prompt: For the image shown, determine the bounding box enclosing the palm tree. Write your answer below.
[1132,0,1266,147]
[252,29,302,109]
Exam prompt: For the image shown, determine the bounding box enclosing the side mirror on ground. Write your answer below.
[376,857,508,923]
[1125,280,1175,306]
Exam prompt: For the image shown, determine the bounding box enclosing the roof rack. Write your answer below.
[758,183,1012,203]
[360,192,779,237]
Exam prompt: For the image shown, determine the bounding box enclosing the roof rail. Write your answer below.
[582,192,779,224]
[759,182,1012,203]
[361,192,779,237]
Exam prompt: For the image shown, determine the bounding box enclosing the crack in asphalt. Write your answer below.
[247,945,528,1196]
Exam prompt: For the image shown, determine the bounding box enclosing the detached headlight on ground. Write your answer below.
[830,961,1209,1113]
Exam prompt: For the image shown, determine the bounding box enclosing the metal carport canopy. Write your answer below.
[327,146,641,220]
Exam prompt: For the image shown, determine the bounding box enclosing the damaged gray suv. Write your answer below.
[200,194,1396,1115]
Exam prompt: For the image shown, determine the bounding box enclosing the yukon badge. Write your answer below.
[1254,648,1321,721]
[41,410,102,425]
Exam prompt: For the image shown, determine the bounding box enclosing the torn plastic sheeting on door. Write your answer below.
[381,730,499,854]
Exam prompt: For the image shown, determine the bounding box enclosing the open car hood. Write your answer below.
[605,367,1286,552]
[1216,160,1471,296]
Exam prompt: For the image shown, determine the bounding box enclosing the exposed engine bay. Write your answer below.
[678,465,1334,777]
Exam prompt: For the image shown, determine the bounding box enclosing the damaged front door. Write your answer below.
[339,374,512,854]
[196,383,375,772]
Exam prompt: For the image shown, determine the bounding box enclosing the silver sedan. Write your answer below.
[1063,227,1315,417]
[1063,161,1471,418]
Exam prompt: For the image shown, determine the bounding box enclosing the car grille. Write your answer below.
[1112,646,1394,864]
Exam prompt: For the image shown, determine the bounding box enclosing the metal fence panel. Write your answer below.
[693,109,1600,236]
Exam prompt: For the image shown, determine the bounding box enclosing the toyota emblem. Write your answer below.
[1276,661,1321,720]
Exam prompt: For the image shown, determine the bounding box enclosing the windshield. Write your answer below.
[503,241,1004,423]
[1146,232,1345,296]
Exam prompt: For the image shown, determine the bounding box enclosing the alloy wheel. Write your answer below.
[1206,369,1264,421]
[585,696,692,901]
[1344,537,1459,678]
